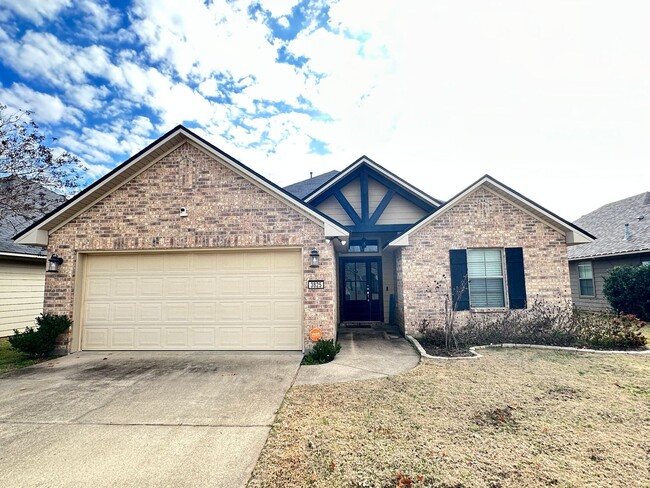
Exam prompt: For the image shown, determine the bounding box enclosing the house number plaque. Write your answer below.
[308,280,325,289]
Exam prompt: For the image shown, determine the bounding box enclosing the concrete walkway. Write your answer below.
[294,328,420,385]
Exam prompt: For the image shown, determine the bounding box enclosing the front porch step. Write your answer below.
[339,322,401,334]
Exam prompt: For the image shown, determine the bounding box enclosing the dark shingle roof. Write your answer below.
[0,176,65,257]
[283,170,339,199]
[568,191,650,260]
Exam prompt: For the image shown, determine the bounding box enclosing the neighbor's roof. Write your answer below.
[0,176,64,257]
[387,174,595,248]
[14,125,348,246]
[567,192,650,260]
[284,170,340,199]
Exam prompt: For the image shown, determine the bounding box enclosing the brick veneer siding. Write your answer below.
[45,142,336,351]
[397,187,571,335]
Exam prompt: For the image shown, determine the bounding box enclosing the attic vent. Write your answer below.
[638,215,645,221]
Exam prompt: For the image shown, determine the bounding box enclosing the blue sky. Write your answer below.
[0,0,648,220]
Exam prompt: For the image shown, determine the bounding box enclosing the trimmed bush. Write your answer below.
[9,314,72,357]
[302,339,342,365]
[603,265,650,321]
[417,299,647,351]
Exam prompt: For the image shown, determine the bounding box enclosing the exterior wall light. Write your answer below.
[309,248,320,268]
[47,254,64,273]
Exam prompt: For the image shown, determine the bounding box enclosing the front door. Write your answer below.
[340,257,382,322]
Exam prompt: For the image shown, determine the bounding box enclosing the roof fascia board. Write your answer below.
[304,157,441,207]
[569,248,650,261]
[0,251,46,259]
[14,228,49,246]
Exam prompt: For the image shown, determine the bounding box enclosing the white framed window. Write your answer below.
[467,248,506,308]
[577,261,595,297]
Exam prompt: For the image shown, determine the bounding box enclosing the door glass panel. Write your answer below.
[345,263,356,281]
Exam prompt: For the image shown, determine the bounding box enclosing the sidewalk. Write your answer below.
[293,328,420,385]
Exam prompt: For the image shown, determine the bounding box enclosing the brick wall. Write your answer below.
[45,142,336,351]
[397,187,571,334]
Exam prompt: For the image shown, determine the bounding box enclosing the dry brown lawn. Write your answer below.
[249,348,650,488]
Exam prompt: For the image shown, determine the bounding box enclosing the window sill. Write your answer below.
[579,295,596,299]
[469,307,508,313]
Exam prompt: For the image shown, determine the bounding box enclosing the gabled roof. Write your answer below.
[303,156,443,207]
[387,175,595,248]
[567,191,650,260]
[0,177,65,258]
[284,170,340,199]
[14,125,348,246]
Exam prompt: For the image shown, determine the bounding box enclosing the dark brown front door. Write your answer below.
[340,257,382,322]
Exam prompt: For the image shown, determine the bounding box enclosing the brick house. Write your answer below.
[14,126,593,352]
[568,192,650,312]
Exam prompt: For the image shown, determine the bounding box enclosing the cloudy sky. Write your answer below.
[1,0,648,221]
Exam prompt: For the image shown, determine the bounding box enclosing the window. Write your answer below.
[348,239,379,253]
[449,247,527,311]
[577,262,594,296]
[467,249,506,308]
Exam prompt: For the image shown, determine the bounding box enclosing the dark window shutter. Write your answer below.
[449,249,470,311]
[505,247,527,309]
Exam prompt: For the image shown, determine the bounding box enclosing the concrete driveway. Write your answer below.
[0,351,302,488]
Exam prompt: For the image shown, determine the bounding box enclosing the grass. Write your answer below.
[0,338,40,372]
[640,325,650,342]
[249,348,650,487]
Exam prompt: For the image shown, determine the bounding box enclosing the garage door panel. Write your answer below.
[114,255,138,273]
[218,302,244,322]
[274,301,301,322]
[274,276,301,295]
[111,328,135,348]
[164,328,188,347]
[82,251,302,351]
[219,327,244,348]
[85,303,111,323]
[138,303,162,322]
[245,327,273,348]
[165,254,191,272]
[248,276,272,296]
[84,328,109,348]
[114,278,137,297]
[139,278,164,297]
[247,301,272,321]
[139,254,164,272]
[275,328,301,348]
[137,328,162,347]
[113,302,136,322]
[165,302,190,322]
[219,253,244,273]
[192,277,216,296]
[192,302,216,322]
[218,276,244,295]
[192,327,217,347]
[164,277,190,297]
[86,278,111,298]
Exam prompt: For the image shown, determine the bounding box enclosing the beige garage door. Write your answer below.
[81,250,303,350]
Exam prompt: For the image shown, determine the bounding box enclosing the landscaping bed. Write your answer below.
[0,338,40,373]
[249,348,650,487]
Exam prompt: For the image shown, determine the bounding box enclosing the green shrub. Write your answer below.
[9,314,72,357]
[603,265,650,321]
[302,339,342,365]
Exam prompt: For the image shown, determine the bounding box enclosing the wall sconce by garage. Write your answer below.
[309,248,320,268]
[47,254,64,273]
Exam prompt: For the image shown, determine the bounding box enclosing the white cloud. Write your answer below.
[259,0,300,18]
[277,16,290,28]
[0,0,71,25]
[0,83,81,124]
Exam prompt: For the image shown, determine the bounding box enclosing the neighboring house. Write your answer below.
[0,176,65,337]
[14,126,593,353]
[568,192,650,312]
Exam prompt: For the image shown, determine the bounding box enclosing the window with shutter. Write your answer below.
[467,249,506,308]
